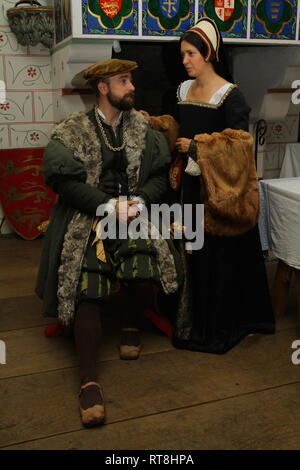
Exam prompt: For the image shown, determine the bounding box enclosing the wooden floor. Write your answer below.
[0,236,300,450]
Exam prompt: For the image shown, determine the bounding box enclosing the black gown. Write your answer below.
[172,84,275,354]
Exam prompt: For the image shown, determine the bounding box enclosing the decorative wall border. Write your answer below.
[68,0,300,42]
[142,0,195,37]
[199,0,248,38]
[82,0,139,36]
[250,0,298,40]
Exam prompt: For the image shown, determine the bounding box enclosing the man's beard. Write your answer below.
[107,90,135,111]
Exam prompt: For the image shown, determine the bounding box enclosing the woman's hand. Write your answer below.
[175,138,192,154]
[139,110,150,119]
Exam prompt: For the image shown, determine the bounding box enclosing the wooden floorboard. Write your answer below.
[0,327,300,448]
[0,292,297,333]
[0,279,39,299]
[0,296,51,331]
[0,315,298,381]
[0,239,42,299]
[1,237,300,450]
[3,383,300,450]
[0,319,173,379]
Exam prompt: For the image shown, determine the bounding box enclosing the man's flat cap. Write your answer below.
[83,59,138,81]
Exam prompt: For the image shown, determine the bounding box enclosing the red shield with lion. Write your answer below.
[0,148,56,240]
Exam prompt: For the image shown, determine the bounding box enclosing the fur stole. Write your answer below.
[195,128,259,237]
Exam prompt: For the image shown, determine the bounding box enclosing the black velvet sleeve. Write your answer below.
[43,139,111,216]
[55,180,111,216]
[137,130,170,205]
[223,87,251,132]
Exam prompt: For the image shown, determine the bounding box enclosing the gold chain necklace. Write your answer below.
[94,106,127,152]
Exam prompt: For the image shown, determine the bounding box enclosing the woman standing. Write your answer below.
[172,18,275,353]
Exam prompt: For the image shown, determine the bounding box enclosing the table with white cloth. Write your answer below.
[259,177,300,330]
[280,143,300,178]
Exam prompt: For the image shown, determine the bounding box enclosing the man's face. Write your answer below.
[106,73,135,111]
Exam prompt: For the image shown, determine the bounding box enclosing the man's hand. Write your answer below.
[116,199,141,222]
[175,137,192,154]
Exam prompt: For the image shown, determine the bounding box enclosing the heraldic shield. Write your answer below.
[0,148,56,240]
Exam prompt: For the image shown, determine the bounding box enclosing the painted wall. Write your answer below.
[0,0,55,234]
[261,100,300,179]
[1,0,300,235]
[232,45,300,178]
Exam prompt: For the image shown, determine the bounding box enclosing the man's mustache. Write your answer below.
[124,92,135,100]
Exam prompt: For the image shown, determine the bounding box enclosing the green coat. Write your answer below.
[36,109,182,324]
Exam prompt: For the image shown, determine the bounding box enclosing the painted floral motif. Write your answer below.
[8,61,51,87]
[0,29,23,52]
[37,96,53,121]
[27,67,37,78]
[30,132,40,142]
[0,95,31,122]
[273,124,283,135]
[0,102,10,111]
[10,127,52,148]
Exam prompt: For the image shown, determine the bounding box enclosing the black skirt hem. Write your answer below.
[172,323,276,355]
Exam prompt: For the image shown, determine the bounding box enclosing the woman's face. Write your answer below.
[181,40,206,78]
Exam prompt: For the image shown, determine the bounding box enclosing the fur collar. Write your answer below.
[52,109,149,193]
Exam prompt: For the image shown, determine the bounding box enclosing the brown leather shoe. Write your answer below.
[119,328,143,360]
[79,381,105,427]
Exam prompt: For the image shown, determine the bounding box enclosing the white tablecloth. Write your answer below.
[259,177,300,269]
[280,143,300,178]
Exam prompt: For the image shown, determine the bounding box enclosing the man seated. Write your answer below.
[35,59,181,428]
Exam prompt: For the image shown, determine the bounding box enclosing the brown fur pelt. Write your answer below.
[149,115,179,152]
[194,128,259,237]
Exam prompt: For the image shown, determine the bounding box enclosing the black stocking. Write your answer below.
[120,282,154,345]
[74,300,102,409]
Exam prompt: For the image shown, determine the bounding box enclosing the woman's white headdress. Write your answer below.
[187,17,220,62]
